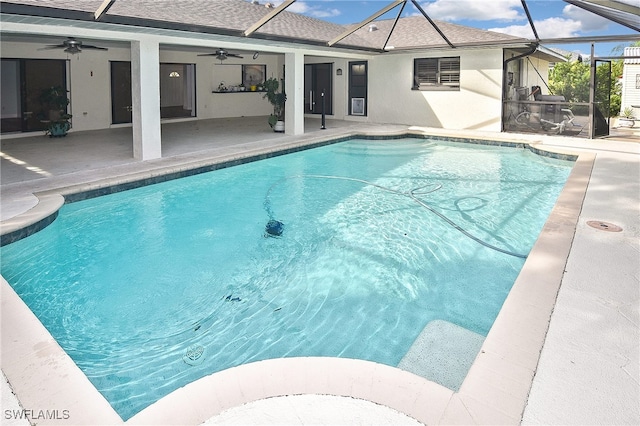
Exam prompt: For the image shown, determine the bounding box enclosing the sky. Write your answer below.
[273,0,638,57]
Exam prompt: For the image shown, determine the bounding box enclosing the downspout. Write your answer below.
[502,43,538,132]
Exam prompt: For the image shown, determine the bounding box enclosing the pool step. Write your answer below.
[397,319,484,391]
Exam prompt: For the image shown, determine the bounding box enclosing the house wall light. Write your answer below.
[336,68,342,76]
[169,71,180,78]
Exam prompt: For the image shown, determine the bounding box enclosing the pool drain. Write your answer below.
[586,221,623,232]
[183,345,205,366]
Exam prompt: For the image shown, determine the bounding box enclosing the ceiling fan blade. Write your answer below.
[198,49,243,59]
[40,37,107,53]
[81,45,108,50]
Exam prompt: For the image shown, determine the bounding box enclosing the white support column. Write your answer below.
[284,51,304,135]
[131,39,161,160]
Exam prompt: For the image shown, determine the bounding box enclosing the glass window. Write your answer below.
[349,61,367,116]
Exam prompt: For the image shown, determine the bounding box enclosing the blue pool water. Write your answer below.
[0,138,573,419]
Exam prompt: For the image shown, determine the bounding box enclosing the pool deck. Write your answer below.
[1,117,639,425]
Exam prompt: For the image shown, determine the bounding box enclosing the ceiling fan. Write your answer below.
[42,37,108,54]
[197,48,243,61]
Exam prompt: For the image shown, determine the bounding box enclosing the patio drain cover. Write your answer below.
[586,220,623,232]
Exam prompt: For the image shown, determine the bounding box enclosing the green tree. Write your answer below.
[608,59,623,116]
[548,58,590,103]
[549,49,627,118]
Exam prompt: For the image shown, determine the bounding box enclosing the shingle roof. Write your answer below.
[0,0,527,51]
[106,0,374,46]
[343,16,526,50]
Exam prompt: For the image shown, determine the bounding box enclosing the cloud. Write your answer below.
[285,1,342,19]
[488,3,613,39]
[310,8,342,18]
[419,0,523,22]
[561,4,611,32]
[489,17,584,38]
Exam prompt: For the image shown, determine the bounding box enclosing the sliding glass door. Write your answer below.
[160,63,196,119]
[304,63,333,115]
[1,59,67,133]
[111,61,133,124]
[110,62,196,123]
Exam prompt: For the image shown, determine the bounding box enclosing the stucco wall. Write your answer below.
[193,52,280,120]
[72,47,130,132]
[366,49,505,131]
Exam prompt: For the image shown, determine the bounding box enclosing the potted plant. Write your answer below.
[39,85,72,137]
[618,107,635,128]
[262,77,286,132]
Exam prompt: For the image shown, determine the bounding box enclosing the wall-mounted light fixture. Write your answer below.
[169,71,181,78]
[253,52,260,59]
[336,68,343,76]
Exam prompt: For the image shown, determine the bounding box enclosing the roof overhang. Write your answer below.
[533,46,569,63]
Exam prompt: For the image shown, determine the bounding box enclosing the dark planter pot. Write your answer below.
[48,121,70,137]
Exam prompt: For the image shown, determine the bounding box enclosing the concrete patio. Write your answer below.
[1,117,638,425]
[1,117,402,220]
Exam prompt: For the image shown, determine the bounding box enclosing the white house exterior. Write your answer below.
[0,0,561,161]
[621,46,640,118]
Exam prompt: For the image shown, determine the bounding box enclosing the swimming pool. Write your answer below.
[0,137,573,419]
